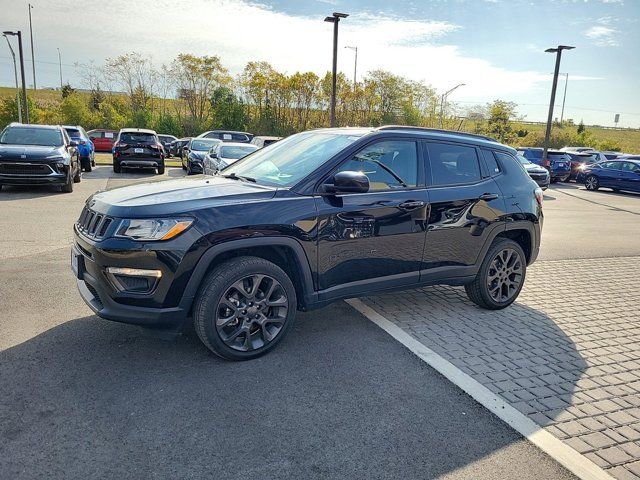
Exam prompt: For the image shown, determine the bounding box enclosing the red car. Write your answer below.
[87,129,117,152]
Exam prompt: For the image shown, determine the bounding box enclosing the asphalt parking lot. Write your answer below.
[2,167,639,479]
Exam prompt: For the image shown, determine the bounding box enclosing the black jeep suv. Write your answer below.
[72,126,543,360]
[0,123,81,193]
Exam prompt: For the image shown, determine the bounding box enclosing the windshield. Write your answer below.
[223,131,364,187]
[516,154,531,165]
[0,127,64,147]
[192,139,221,151]
[220,145,258,159]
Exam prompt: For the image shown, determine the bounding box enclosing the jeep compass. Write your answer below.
[72,126,543,360]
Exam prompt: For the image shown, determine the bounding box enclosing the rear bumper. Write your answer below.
[117,157,163,168]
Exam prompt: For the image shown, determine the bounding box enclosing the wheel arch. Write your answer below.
[496,225,533,264]
[182,237,316,315]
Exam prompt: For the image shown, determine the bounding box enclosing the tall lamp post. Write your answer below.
[28,3,36,89]
[324,12,349,128]
[3,33,23,123]
[542,45,574,167]
[439,83,465,128]
[344,45,358,86]
[57,47,63,90]
[560,72,569,124]
[3,31,29,124]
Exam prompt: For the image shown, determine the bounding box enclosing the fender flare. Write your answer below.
[180,237,317,309]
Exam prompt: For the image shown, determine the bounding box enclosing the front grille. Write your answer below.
[529,173,548,180]
[0,163,54,176]
[77,206,114,240]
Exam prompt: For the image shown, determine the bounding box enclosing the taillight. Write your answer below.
[115,143,128,149]
[534,187,544,207]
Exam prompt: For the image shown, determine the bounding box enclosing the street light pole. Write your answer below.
[28,3,36,90]
[3,31,29,124]
[439,83,466,128]
[324,12,348,128]
[560,73,568,124]
[3,34,23,123]
[57,47,63,90]
[542,46,574,167]
[345,45,358,86]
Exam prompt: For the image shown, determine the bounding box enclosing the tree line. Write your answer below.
[0,52,621,151]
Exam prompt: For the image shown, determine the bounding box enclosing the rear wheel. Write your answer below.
[157,164,165,175]
[585,175,599,191]
[465,238,526,310]
[113,161,121,174]
[73,161,81,183]
[84,159,92,172]
[193,256,297,361]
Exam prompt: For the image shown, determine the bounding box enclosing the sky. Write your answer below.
[1,0,639,127]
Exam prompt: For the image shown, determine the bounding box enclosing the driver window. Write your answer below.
[335,140,418,191]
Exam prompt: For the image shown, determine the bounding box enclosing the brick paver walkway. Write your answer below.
[362,256,640,480]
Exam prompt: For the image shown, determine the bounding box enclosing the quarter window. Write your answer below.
[427,143,481,185]
[336,140,418,191]
[481,150,501,176]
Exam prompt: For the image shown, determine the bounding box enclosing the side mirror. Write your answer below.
[69,140,78,147]
[211,152,218,159]
[324,171,369,194]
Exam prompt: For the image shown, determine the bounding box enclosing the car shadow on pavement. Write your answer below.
[0,184,65,199]
[0,300,576,480]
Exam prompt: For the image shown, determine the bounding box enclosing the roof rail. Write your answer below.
[376,125,498,143]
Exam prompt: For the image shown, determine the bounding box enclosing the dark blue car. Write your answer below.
[516,147,571,183]
[64,125,95,172]
[579,158,640,193]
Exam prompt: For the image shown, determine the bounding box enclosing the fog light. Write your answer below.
[105,267,162,293]
[56,162,65,169]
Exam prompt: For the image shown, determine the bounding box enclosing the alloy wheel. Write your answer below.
[215,274,289,352]
[585,176,598,190]
[486,248,523,303]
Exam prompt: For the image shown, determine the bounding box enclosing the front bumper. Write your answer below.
[0,173,66,185]
[188,160,203,174]
[71,227,196,332]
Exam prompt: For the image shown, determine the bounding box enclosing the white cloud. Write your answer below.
[585,25,621,46]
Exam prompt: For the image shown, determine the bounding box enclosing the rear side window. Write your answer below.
[232,133,249,142]
[427,143,481,186]
[481,150,501,176]
[601,161,621,170]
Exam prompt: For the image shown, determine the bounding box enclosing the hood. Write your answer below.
[524,163,547,173]
[88,175,278,217]
[0,144,66,161]
[189,151,206,160]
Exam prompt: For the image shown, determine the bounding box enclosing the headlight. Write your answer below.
[116,218,193,241]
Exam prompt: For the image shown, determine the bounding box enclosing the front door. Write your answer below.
[315,139,428,298]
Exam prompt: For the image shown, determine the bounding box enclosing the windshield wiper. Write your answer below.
[221,172,256,183]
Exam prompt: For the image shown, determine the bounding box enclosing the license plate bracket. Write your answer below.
[71,248,84,279]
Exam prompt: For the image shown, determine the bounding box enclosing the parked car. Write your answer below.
[183,138,223,174]
[561,146,596,153]
[168,137,191,158]
[516,154,549,190]
[516,148,571,182]
[198,130,254,143]
[64,125,95,172]
[203,142,259,174]
[72,126,543,360]
[157,134,177,155]
[250,136,281,149]
[112,128,165,174]
[87,129,117,152]
[565,151,600,181]
[601,151,624,160]
[0,123,81,193]
[579,159,640,193]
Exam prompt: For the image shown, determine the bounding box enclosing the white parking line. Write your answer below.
[346,298,615,480]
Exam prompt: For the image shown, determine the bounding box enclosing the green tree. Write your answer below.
[484,100,517,143]
[60,93,91,126]
[210,86,247,131]
[577,120,585,134]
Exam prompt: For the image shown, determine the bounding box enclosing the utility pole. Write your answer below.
[28,3,36,90]
[324,12,349,127]
[3,33,23,122]
[57,47,63,90]
[542,46,574,167]
[345,45,358,86]
[3,31,29,123]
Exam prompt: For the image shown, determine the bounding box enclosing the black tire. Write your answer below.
[193,256,297,361]
[61,169,74,193]
[585,175,599,191]
[84,160,92,173]
[73,162,81,183]
[113,162,121,174]
[157,164,165,175]
[464,238,526,310]
[550,178,557,184]
[612,188,620,193]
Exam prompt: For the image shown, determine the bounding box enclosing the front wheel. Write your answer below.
[61,169,74,193]
[193,256,297,361]
[585,175,599,191]
[465,238,526,310]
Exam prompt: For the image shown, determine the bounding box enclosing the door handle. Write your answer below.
[479,193,499,201]
[399,200,426,210]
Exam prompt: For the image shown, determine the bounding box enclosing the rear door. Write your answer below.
[315,138,428,297]
[597,161,623,187]
[621,162,640,192]
[421,141,506,277]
